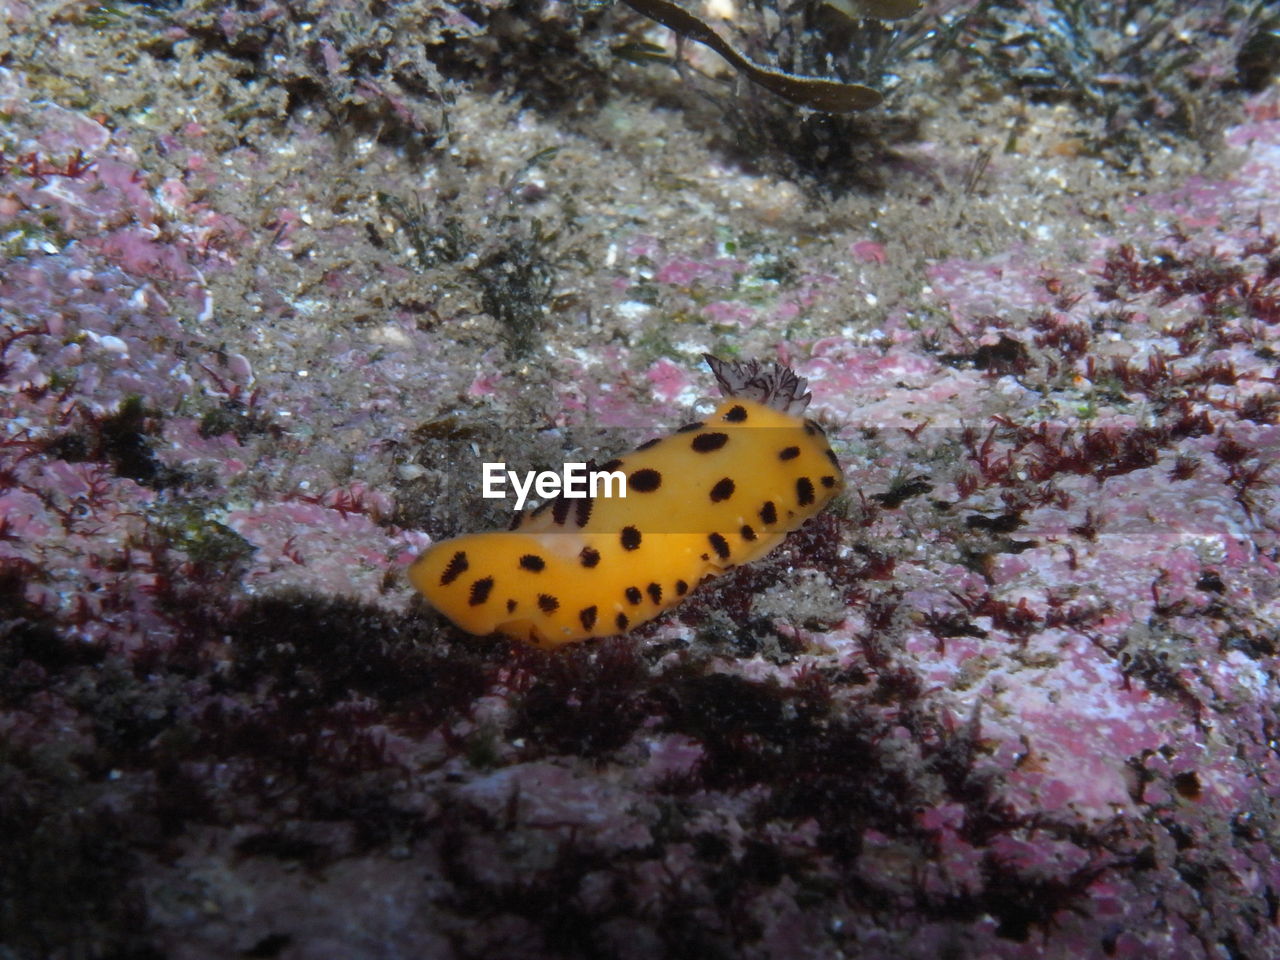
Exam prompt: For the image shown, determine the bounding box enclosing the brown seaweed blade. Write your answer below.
[824,0,922,21]
[621,0,883,113]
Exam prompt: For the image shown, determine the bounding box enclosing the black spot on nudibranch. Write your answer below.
[708,533,731,560]
[797,477,815,507]
[709,478,735,502]
[759,501,778,526]
[552,497,572,525]
[507,599,518,613]
[630,468,662,492]
[600,458,624,472]
[620,526,642,550]
[825,448,840,469]
[468,576,494,606]
[778,446,801,461]
[677,421,706,433]
[804,420,823,436]
[723,405,748,423]
[647,582,662,603]
[740,524,757,541]
[616,613,630,631]
[821,475,837,488]
[575,496,593,528]
[636,437,662,451]
[537,593,559,613]
[518,554,545,572]
[579,606,597,630]
[440,551,469,586]
[691,432,729,453]
[579,546,601,568]
[675,579,689,596]
[626,586,643,605]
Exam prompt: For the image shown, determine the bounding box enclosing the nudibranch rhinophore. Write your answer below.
[410,355,844,647]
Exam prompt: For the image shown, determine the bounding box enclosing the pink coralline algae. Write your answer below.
[226,496,426,606]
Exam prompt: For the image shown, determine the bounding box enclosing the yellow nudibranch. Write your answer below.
[409,355,844,647]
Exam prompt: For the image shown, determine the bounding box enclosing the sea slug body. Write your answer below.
[409,355,844,647]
